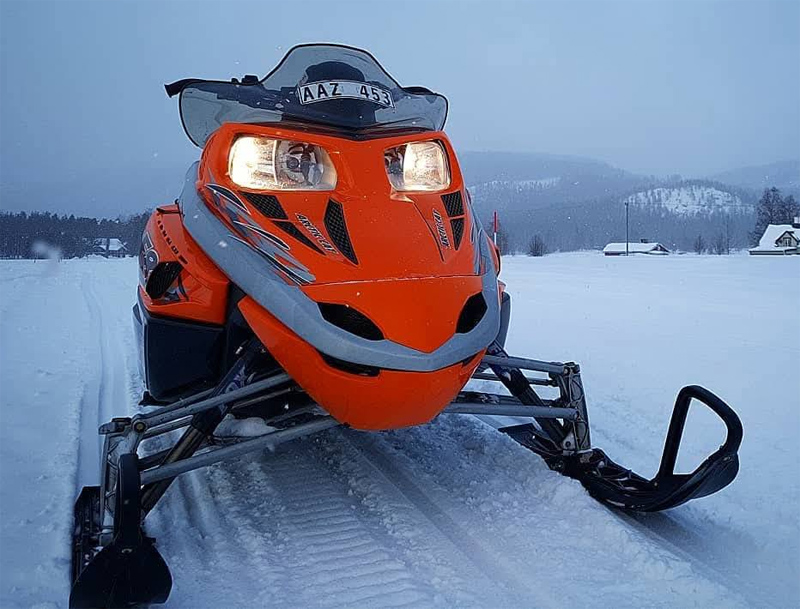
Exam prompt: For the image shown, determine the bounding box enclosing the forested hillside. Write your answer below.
[464,154,764,253]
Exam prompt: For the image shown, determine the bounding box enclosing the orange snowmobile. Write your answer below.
[69,44,743,608]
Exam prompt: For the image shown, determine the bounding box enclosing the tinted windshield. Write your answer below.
[176,44,448,147]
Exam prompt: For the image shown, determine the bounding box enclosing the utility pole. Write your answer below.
[625,201,630,256]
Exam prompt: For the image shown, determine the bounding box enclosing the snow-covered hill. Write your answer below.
[1,255,798,608]
[625,184,752,216]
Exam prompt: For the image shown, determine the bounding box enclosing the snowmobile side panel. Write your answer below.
[136,204,233,400]
[133,295,223,401]
[138,205,229,325]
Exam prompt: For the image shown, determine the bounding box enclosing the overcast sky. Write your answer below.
[1,0,798,214]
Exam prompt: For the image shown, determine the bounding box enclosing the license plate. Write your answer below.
[297,80,394,108]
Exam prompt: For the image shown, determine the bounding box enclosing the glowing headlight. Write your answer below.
[384,141,450,191]
[229,136,337,191]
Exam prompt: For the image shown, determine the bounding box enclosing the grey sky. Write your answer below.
[1,0,798,215]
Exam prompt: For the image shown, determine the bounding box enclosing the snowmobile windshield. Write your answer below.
[174,44,449,147]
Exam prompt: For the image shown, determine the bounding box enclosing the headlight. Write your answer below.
[384,141,450,191]
[229,136,337,191]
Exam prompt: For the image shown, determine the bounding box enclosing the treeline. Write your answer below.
[0,211,149,258]
[485,186,798,256]
[484,200,754,254]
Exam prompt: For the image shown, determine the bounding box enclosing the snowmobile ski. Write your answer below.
[498,384,741,512]
[69,455,171,608]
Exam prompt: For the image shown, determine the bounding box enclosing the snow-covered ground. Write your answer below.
[0,252,798,608]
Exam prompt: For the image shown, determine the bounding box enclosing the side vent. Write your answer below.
[240,192,287,219]
[324,200,357,264]
[451,218,465,249]
[275,222,323,253]
[441,191,464,217]
[145,262,182,299]
[442,191,466,250]
[318,303,384,341]
[456,293,487,334]
[241,192,323,254]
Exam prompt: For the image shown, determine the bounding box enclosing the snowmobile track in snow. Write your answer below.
[343,431,553,608]
[152,437,455,608]
[75,271,128,490]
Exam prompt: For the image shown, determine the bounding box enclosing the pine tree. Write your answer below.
[751,187,787,245]
[778,194,799,224]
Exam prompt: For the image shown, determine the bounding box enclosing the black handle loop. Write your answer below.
[656,385,743,481]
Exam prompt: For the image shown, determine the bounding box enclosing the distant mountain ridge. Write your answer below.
[459,151,630,187]
[706,160,799,192]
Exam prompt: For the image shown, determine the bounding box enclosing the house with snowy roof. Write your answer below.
[603,240,670,256]
[92,238,128,258]
[749,219,800,256]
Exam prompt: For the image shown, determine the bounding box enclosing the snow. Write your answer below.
[1,253,798,608]
[0,258,134,608]
[603,242,669,254]
[625,186,750,216]
[215,415,277,438]
[749,224,799,253]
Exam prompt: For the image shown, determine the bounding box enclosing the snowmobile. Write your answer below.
[69,44,743,608]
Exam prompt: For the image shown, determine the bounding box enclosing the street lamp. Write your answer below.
[625,200,629,256]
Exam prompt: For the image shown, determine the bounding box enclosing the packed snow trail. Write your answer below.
[75,270,131,489]
[1,254,798,608]
[0,258,135,608]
